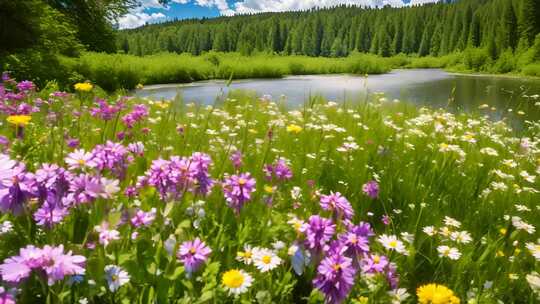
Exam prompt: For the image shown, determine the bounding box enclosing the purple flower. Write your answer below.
[313,251,356,304]
[69,174,103,204]
[66,138,80,148]
[263,158,293,181]
[230,150,243,170]
[39,245,86,285]
[127,142,145,156]
[16,80,35,92]
[0,287,15,304]
[122,104,148,128]
[381,214,390,226]
[338,224,372,257]
[273,158,293,180]
[0,244,85,285]
[0,136,9,151]
[302,215,335,254]
[190,152,214,196]
[319,192,354,221]
[91,141,129,179]
[385,262,399,289]
[144,156,193,201]
[0,157,36,215]
[222,173,256,214]
[176,238,212,275]
[90,98,122,121]
[362,180,379,199]
[95,223,120,247]
[130,208,156,227]
[361,254,389,274]
[33,200,70,227]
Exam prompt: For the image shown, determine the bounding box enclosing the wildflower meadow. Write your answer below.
[0,72,539,303]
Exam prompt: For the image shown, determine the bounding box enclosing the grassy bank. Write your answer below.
[66,50,540,91]
[4,47,539,92]
[61,52,406,91]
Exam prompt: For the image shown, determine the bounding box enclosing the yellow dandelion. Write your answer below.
[6,115,31,127]
[74,82,93,92]
[286,124,303,134]
[417,283,460,304]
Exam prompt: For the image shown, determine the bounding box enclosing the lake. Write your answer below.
[136,69,540,123]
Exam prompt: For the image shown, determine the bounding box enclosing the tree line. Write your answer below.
[119,0,540,59]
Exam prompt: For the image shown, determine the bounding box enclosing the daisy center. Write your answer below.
[389,240,397,248]
[262,255,272,264]
[238,178,246,185]
[373,255,380,264]
[223,270,244,288]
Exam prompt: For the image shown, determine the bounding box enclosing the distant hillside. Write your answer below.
[118,0,539,59]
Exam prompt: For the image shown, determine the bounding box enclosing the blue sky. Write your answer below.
[118,0,436,29]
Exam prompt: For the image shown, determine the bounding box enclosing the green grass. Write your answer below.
[0,79,539,302]
[63,52,402,91]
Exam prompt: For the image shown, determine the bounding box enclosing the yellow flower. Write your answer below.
[6,115,31,126]
[264,185,275,194]
[417,283,460,304]
[154,101,170,109]
[286,124,303,134]
[74,82,93,92]
[499,228,507,235]
[356,296,369,304]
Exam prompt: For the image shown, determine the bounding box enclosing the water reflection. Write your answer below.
[136,69,540,124]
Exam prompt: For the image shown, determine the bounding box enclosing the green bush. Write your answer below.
[492,50,516,73]
[463,48,490,71]
[522,64,540,77]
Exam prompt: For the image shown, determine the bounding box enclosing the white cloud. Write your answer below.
[118,0,439,29]
[118,12,166,29]
[194,0,438,15]
[234,0,403,14]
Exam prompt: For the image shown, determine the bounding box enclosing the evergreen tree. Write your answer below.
[497,0,518,51]
[518,0,540,47]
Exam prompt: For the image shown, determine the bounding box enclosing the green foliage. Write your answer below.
[522,63,540,77]
[463,48,491,71]
[118,0,540,62]
[492,49,517,73]
[67,52,400,90]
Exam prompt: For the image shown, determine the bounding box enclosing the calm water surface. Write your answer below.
[136,69,540,123]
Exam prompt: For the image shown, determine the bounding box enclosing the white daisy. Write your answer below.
[423,226,437,236]
[253,248,282,272]
[443,216,461,228]
[450,231,473,244]
[388,288,410,304]
[222,269,253,295]
[0,221,13,235]
[437,245,461,260]
[526,242,540,260]
[512,216,536,234]
[104,265,130,292]
[236,245,255,265]
[378,234,407,254]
